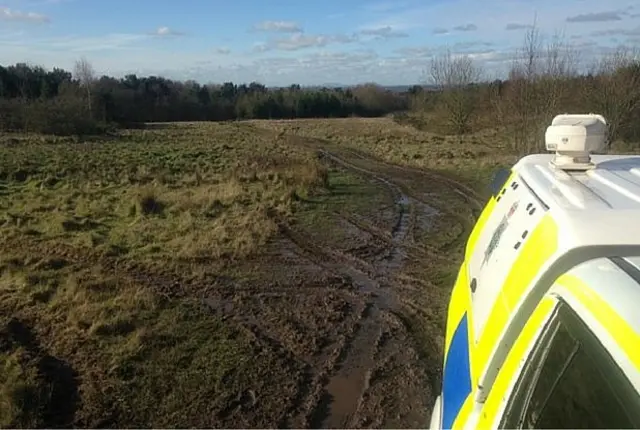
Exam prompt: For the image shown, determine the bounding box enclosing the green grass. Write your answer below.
[294,168,391,242]
[0,123,329,261]
[0,237,257,428]
[0,122,330,427]
[250,116,640,194]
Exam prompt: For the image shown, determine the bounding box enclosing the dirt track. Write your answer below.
[0,128,482,428]
[200,130,482,428]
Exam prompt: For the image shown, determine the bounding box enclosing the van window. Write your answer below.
[501,303,640,429]
[489,168,510,197]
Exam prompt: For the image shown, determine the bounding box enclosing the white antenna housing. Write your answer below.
[545,113,608,171]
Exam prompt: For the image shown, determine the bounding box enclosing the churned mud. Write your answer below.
[193,131,481,428]
[0,127,481,428]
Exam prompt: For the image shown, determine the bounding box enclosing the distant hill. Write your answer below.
[278,84,437,92]
[382,85,414,92]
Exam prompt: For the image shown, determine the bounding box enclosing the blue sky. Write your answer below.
[1,0,639,85]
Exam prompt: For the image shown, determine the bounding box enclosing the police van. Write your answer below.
[429,114,640,429]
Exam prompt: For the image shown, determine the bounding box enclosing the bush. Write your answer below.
[22,98,108,136]
[0,99,26,131]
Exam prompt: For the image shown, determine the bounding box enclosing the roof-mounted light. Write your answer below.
[545,113,608,171]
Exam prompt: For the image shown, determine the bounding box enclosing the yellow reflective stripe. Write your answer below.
[477,296,557,428]
[556,274,640,372]
[465,196,497,260]
[474,213,558,378]
[465,170,515,260]
[452,394,475,430]
[445,263,473,354]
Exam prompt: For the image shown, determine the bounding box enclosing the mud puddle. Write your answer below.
[194,139,454,428]
[293,148,446,428]
[139,128,469,428]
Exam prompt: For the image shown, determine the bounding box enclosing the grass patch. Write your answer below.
[0,122,329,261]
[294,168,391,241]
[249,117,515,192]
[249,116,640,195]
[0,255,262,427]
[0,122,331,427]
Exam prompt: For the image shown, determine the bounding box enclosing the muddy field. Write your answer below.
[0,120,484,428]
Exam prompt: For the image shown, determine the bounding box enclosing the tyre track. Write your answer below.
[271,141,449,428]
[316,149,432,272]
[217,124,471,428]
[341,147,483,210]
[1,123,454,427]
[209,130,461,428]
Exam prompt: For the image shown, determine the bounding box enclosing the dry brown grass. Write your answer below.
[249,117,519,187]
[0,122,329,261]
[0,121,331,427]
[250,115,640,189]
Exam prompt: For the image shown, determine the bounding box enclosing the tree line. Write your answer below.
[421,25,640,150]
[0,61,409,136]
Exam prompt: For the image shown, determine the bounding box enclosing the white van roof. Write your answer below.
[514,154,640,211]
[513,154,640,248]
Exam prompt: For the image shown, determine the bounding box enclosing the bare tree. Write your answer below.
[74,57,95,118]
[428,49,483,135]
[544,31,578,79]
[521,16,542,80]
[541,30,578,114]
[494,19,576,154]
[583,47,640,143]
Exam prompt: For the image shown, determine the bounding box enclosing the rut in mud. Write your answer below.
[0,127,480,428]
[0,121,486,429]
[200,130,481,429]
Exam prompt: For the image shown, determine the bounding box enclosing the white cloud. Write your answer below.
[257,32,358,51]
[252,20,302,33]
[359,0,637,34]
[154,26,184,36]
[249,50,399,83]
[252,42,269,53]
[395,46,432,58]
[0,33,150,53]
[591,25,640,36]
[455,41,494,48]
[1,33,635,86]
[0,0,637,86]
[431,25,481,34]
[273,34,325,50]
[395,45,508,62]
[0,7,49,23]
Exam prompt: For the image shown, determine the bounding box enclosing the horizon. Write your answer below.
[1,0,639,87]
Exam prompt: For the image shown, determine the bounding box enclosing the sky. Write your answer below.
[0,0,639,86]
